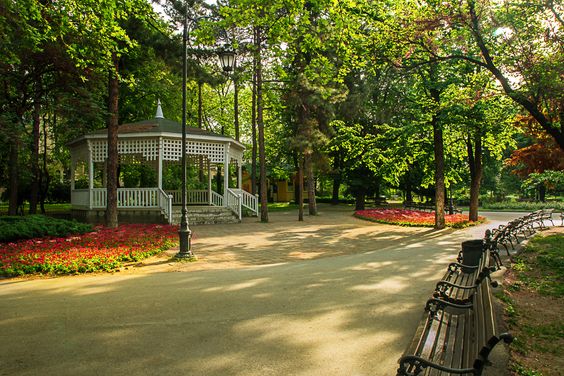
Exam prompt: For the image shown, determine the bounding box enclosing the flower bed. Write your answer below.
[354,209,485,228]
[0,224,178,277]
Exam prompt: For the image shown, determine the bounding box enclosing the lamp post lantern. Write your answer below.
[176,9,193,259]
[218,49,236,73]
[218,48,239,144]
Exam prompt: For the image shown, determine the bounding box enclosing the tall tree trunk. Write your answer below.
[538,184,546,202]
[405,169,413,203]
[198,81,205,183]
[305,153,317,215]
[40,112,50,214]
[298,158,304,221]
[355,191,366,211]
[467,130,482,221]
[29,98,41,214]
[198,81,203,129]
[233,66,239,141]
[431,87,445,229]
[331,151,341,205]
[105,54,119,228]
[8,135,19,216]
[256,27,268,223]
[251,30,258,196]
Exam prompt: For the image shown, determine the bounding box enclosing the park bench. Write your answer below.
[538,208,555,228]
[403,202,462,214]
[435,247,498,305]
[482,209,557,260]
[397,278,513,376]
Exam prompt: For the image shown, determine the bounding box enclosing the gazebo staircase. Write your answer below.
[168,206,240,225]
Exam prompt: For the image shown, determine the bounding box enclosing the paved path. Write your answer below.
[0,207,524,376]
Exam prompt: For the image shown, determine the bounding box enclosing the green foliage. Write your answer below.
[0,215,92,243]
[522,170,564,195]
[480,201,564,211]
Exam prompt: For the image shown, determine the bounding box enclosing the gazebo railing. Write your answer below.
[226,188,242,220]
[230,188,259,216]
[210,191,223,207]
[165,190,209,205]
[92,188,161,208]
[71,189,90,208]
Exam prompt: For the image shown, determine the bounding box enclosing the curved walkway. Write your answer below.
[0,206,525,376]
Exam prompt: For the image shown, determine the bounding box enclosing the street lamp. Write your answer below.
[176,9,193,259]
[218,49,236,73]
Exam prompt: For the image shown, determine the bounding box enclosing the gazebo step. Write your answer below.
[169,206,240,225]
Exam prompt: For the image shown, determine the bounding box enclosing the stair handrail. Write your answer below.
[210,191,223,207]
[158,188,173,224]
[226,188,242,220]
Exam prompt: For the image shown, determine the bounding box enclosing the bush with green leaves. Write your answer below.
[0,215,93,243]
[481,200,564,211]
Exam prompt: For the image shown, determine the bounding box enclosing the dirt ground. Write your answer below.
[502,227,564,376]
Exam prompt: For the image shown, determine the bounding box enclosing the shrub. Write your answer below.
[0,215,92,243]
[481,200,564,211]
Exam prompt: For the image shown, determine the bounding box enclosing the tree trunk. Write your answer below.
[298,159,304,221]
[40,112,50,214]
[256,27,268,223]
[8,135,19,216]
[216,166,222,194]
[331,152,341,205]
[405,172,413,204]
[431,87,445,229]
[538,184,546,202]
[233,67,240,141]
[105,54,120,228]
[251,32,258,196]
[305,153,317,215]
[467,130,482,221]
[355,191,366,211]
[29,98,41,214]
[198,81,204,183]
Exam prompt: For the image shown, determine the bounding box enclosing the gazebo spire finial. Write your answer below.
[155,99,164,119]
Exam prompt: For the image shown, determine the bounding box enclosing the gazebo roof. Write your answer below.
[88,118,217,137]
[68,117,244,150]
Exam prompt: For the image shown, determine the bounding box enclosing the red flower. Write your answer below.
[354,209,485,228]
[0,224,179,276]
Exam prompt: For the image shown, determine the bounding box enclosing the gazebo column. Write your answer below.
[223,149,230,206]
[208,162,212,205]
[157,137,163,190]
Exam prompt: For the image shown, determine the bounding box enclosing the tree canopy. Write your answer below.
[1,0,561,225]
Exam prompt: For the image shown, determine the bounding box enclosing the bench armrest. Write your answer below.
[436,280,477,290]
[397,355,476,375]
[425,297,473,312]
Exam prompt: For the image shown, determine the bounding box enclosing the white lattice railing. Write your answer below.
[226,188,242,220]
[210,191,223,207]
[92,188,160,208]
[165,190,209,205]
[71,189,90,208]
[230,189,259,216]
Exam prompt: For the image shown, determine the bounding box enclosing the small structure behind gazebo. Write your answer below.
[68,103,258,224]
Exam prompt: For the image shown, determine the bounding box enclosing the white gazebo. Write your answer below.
[68,104,258,224]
